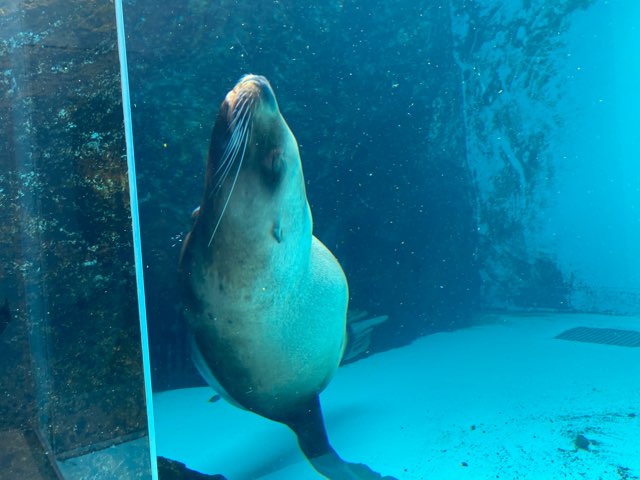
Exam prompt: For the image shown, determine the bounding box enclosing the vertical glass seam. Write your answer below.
[113,1,158,478]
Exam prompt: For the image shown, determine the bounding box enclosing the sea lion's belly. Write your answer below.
[192,236,348,417]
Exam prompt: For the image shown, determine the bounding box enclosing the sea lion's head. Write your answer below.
[199,74,309,249]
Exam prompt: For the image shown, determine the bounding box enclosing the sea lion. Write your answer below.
[179,74,396,480]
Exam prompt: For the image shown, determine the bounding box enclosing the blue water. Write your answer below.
[109,0,640,478]
[122,0,638,382]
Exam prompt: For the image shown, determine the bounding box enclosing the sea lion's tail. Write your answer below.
[285,396,398,480]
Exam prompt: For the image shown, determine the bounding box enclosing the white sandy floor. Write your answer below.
[153,313,640,480]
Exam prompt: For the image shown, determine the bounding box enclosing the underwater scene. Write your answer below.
[123,0,639,478]
[1,0,639,478]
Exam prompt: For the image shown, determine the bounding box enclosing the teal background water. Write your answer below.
[122,0,639,390]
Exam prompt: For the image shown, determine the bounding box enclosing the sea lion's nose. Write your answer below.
[238,74,269,89]
[237,74,277,109]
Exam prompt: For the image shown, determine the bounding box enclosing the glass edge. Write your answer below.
[113,1,159,478]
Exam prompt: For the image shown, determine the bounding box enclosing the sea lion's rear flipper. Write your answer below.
[285,396,398,480]
[342,310,389,364]
[310,457,399,480]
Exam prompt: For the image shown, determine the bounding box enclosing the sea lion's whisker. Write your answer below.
[207,110,253,247]
[211,103,252,194]
[211,104,248,182]
[209,94,251,182]
[231,94,249,127]
[208,98,253,199]
[213,110,252,199]
[215,130,242,184]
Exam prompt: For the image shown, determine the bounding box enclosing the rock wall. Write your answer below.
[0,0,150,467]
[450,0,596,311]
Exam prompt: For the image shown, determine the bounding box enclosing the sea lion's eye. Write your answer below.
[262,149,284,187]
[264,149,282,172]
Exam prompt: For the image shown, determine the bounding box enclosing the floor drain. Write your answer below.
[555,326,640,347]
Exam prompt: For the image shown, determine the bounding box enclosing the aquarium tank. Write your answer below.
[1,0,638,479]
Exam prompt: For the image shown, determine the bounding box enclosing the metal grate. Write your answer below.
[555,327,640,347]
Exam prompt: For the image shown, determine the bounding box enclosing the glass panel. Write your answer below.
[124,0,639,479]
[0,1,152,478]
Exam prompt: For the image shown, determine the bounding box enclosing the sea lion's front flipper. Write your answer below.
[285,396,398,480]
